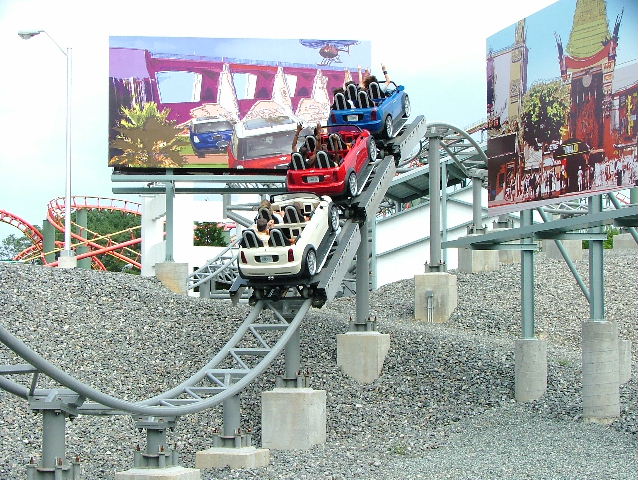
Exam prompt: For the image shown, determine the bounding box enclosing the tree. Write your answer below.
[110,102,189,168]
[0,233,34,261]
[194,222,228,247]
[521,80,570,149]
[81,210,141,273]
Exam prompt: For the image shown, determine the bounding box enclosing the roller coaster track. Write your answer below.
[0,298,311,416]
[2,196,143,270]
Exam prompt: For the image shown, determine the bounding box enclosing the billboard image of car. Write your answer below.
[108,37,371,171]
[486,0,637,214]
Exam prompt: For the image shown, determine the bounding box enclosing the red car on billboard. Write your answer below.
[286,126,377,198]
[227,115,300,169]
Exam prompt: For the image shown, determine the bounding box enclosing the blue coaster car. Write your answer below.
[189,117,234,157]
[328,82,410,139]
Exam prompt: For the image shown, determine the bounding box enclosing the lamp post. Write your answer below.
[19,30,76,268]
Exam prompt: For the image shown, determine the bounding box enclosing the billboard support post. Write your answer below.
[441,161,448,266]
[426,132,444,272]
[472,176,484,232]
[165,176,175,262]
[588,195,604,321]
[520,209,535,339]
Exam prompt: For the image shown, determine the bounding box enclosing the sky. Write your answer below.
[0,0,559,243]
[487,0,637,83]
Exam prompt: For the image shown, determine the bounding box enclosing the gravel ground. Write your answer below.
[0,248,636,479]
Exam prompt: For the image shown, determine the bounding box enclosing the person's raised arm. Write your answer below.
[381,63,392,85]
[292,122,303,151]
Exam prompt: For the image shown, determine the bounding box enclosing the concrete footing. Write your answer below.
[58,252,77,269]
[582,321,620,422]
[543,239,583,261]
[154,262,188,294]
[457,245,499,273]
[414,272,457,322]
[336,332,390,384]
[195,446,269,470]
[618,339,632,385]
[115,466,200,480]
[261,388,326,450]
[613,232,638,250]
[514,338,547,402]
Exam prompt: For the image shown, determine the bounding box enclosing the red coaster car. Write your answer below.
[286,126,377,198]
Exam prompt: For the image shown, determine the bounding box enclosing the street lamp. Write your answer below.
[18,30,76,268]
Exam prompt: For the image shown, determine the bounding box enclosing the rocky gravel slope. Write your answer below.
[0,249,635,479]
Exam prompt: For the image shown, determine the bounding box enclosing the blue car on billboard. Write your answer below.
[328,82,410,139]
[189,117,234,157]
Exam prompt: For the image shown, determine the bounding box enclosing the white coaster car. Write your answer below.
[238,193,340,280]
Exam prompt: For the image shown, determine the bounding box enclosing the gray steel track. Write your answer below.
[0,298,311,416]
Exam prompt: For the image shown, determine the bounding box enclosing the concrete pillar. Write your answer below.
[543,239,583,261]
[196,447,269,470]
[613,232,638,250]
[618,339,632,385]
[58,251,77,269]
[154,262,188,294]
[261,388,326,450]
[414,272,457,322]
[336,332,390,384]
[457,245,499,272]
[582,320,620,422]
[115,467,200,480]
[514,338,547,402]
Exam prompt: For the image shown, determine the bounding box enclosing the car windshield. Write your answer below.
[237,130,296,160]
[243,116,295,130]
[193,121,233,134]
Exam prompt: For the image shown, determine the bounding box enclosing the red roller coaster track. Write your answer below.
[1,196,142,270]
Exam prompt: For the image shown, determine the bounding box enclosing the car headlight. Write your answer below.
[193,136,200,143]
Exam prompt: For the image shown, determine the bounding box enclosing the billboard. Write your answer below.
[486,0,637,214]
[108,37,371,171]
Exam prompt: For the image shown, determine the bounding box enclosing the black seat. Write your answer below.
[284,205,303,223]
[368,81,384,100]
[305,135,317,152]
[358,90,372,109]
[315,150,335,169]
[258,207,274,222]
[328,133,346,151]
[290,152,306,170]
[268,228,291,247]
[334,92,348,110]
[241,229,263,248]
[346,83,359,108]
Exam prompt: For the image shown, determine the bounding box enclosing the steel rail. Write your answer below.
[0,298,311,416]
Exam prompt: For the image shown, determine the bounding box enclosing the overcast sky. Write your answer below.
[0,0,557,242]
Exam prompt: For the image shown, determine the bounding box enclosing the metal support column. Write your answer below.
[41,410,66,468]
[223,394,241,437]
[354,219,373,331]
[441,160,448,266]
[133,417,179,468]
[426,133,444,271]
[76,209,90,269]
[631,188,638,205]
[284,327,301,382]
[472,176,483,232]
[164,173,175,262]
[42,219,55,264]
[520,209,535,339]
[588,195,604,321]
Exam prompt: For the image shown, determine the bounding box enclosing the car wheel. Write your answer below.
[347,172,358,197]
[329,204,340,232]
[304,248,317,277]
[403,95,411,118]
[367,137,378,162]
[196,151,205,158]
[383,115,393,139]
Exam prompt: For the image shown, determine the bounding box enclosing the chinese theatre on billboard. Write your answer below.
[108,37,371,171]
[486,0,637,214]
